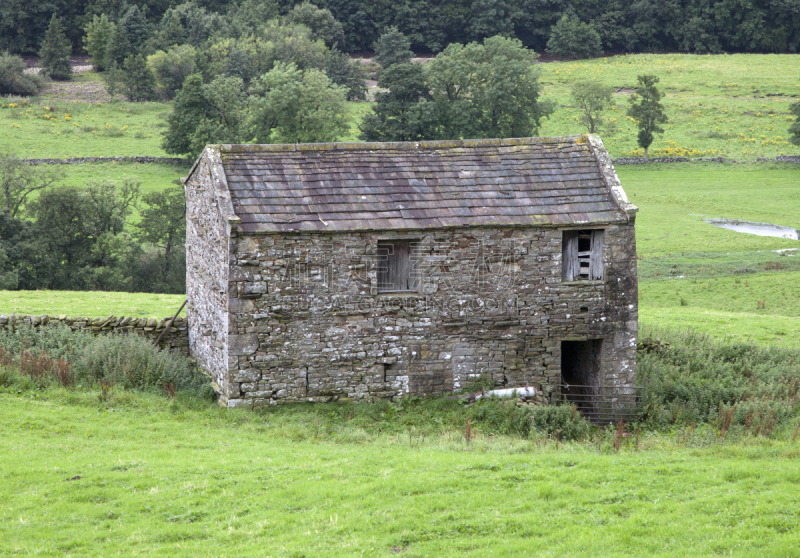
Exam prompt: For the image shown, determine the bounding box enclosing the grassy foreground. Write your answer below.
[1,388,799,557]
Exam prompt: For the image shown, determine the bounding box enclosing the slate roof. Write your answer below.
[193,136,633,234]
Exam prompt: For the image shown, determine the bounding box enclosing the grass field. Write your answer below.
[538,53,800,160]
[0,290,185,319]
[1,388,799,557]
[2,54,799,160]
[614,162,800,344]
[58,161,189,193]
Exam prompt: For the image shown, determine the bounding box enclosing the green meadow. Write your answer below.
[0,290,184,319]
[538,53,800,160]
[1,389,800,557]
[1,54,799,160]
[1,53,800,558]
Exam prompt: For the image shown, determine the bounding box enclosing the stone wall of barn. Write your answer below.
[217,224,637,408]
[184,156,231,391]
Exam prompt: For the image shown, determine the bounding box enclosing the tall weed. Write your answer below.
[639,326,800,435]
[75,333,207,391]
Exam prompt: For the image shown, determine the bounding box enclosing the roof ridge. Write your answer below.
[215,135,586,154]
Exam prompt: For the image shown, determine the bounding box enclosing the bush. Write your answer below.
[0,323,92,362]
[638,327,800,431]
[531,404,590,440]
[76,333,207,391]
[546,15,602,59]
[0,51,43,95]
[469,398,534,438]
[148,45,197,98]
[122,54,158,102]
[374,27,413,70]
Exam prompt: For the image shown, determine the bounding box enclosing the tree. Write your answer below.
[444,36,551,139]
[102,64,123,101]
[546,15,603,59]
[359,62,429,142]
[374,27,413,70]
[373,35,552,142]
[39,14,72,80]
[287,1,346,50]
[162,73,212,157]
[226,0,279,39]
[201,75,248,141]
[83,14,115,71]
[570,80,614,134]
[0,153,62,218]
[122,54,158,101]
[789,101,800,147]
[247,63,349,144]
[469,0,517,42]
[324,48,368,101]
[627,74,668,161]
[147,44,197,98]
[135,183,186,281]
[150,2,229,51]
[105,23,131,69]
[121,5,150,55]
[0,51,43,95]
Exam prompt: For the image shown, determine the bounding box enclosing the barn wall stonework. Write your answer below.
[210,224,637,408]
[185,156,231,391]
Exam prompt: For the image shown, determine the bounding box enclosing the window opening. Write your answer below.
[377,240,420,292]
[562,229,604,281]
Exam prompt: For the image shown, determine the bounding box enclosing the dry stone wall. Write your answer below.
[209,224,638,409]
[0,313,189,354]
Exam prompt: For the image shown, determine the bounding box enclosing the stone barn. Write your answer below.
[183,136,639,411]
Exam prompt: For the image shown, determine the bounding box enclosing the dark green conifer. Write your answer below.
[39,14,72,80]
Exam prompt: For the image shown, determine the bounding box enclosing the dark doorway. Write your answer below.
[560,340,602,418]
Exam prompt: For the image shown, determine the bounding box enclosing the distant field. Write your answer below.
[58,161,189,193]
[0,290,184,319]
[618,162,800,345]
[2,54,799,161]
[0,85,168,158]
[539,53,800,160]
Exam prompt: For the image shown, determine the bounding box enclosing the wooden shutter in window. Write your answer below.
[589,229,604,280]
[562,230,604,281]
[378,240,419,292]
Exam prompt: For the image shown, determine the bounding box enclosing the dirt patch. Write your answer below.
[22,57,124,103]
[40,78,123,104]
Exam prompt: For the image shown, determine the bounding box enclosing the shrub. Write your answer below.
[148,44,197,99]
[0,323,92,362]
[0,51,43,95]
[75,333,207,391]
[638,327,800,432]
[546,15,602,59]
[469,398,534,438]
[374,27,413,70]
[531,404,590,440]
[122,54,158,102]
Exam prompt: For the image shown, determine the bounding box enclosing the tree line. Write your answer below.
[0,155,185,293]
[2,0,800,57]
